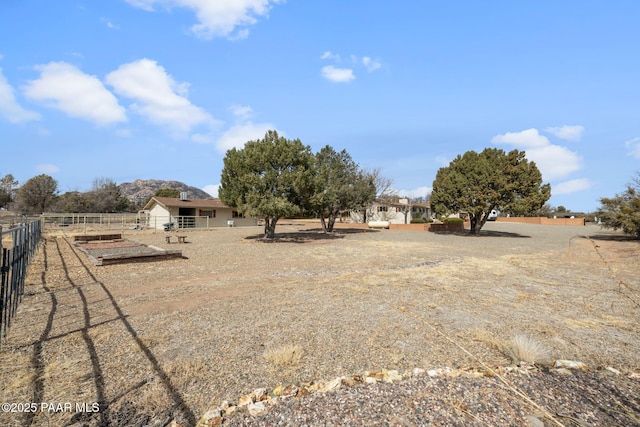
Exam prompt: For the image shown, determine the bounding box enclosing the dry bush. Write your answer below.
[263,344,304,367]
[506,335,549,365]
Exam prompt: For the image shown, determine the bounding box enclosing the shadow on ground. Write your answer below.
[245,228,379,243]
[585,234,639,242]
[429,230,531,238]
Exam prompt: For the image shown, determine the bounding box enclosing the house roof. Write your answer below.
[144,196,231,210]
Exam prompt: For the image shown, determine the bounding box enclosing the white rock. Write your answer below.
[248,402,267,416]
[383,370,402,383]
[553,360,588,371]
[525,414,545,427]
[238,394,253,408]
[412,367,426,377]
[201,408,221,420]
[606,366,621,375]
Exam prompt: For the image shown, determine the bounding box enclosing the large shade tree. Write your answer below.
[431,148,550,234]
[597,172,640,238]
[16,174,59,214]
[219,130,314,238]
[310,146,376,233]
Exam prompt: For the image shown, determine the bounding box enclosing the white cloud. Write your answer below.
[396,186,432,199]
[435,155,450,167]
[101,17,120,29]
[544,125,585,141]
[321,65,355,83]
[491,128,582,181]
[23,62,126,126]
[625,137,640,159]
[202,184,219,198]
[552,178,593,195]
[362,56,381,72]
[230,104,253,120]
[0,68,41,123]
[492,128,549,148]
[106,58,217,135]
[36,163,60,174]
[124,0,283,40]
[216,121,275,152]
[320,51,340,61]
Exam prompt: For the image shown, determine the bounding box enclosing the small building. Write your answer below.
[351,199,432,225]
[143,196,257,229]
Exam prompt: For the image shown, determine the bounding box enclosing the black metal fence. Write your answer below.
[0,220,42,344]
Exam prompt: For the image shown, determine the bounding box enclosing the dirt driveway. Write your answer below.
[0,222,638,426]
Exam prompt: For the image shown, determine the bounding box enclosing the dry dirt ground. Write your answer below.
[0,222,638,426]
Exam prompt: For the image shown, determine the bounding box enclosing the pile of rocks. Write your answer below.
[170,360,602,427]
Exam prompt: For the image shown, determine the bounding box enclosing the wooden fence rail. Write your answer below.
[0,220,42,344]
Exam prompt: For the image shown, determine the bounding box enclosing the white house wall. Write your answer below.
[148,204,172,229]
[350,206,416,225]
[147,203,257,229]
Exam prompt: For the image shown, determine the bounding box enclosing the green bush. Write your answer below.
[410,218,426,224]
[443,217,464,224]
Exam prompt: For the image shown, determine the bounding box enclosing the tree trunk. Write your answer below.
[264,217,279,238]
[469,215,480,234]
[319,215,328,234]
[469,214,486,235]
[327,212,337,232]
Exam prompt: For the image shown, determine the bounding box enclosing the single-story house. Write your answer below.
[143,196,257,229]
[350,199,432,225]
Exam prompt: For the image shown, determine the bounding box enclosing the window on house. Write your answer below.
[378,206,388,212]
[232,210,244,218]
[200,210,215,218]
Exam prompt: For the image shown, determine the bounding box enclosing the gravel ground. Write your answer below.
[0,221,638,426]
[224,370,640,426]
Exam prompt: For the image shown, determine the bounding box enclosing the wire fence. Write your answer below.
[40,213,255,232]
[0,220,42,344]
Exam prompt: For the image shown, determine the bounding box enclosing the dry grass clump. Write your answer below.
[263,344,304,367]
[506,335,549,365]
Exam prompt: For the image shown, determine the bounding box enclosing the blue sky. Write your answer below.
[1,1,639,212]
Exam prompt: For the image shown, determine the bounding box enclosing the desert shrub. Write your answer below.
[506,335,549,364]
[263,344,304,367]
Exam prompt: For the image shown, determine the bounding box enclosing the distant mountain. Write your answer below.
[119,179,213,204]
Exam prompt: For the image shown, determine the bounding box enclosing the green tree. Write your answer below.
[55,191,92,213]
[0,174,19,209]
[154,188,181,198]
[597,173,640,238]
[86,178,129,212]
[15,174,59,214]
[219,130,314,238]
[310,146,376,233]
[431,148,550,234]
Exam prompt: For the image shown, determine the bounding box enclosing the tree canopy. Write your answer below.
[0,174,19,209]
[154,188,181,198]
[431,148,550,234]
[219,130,314,238]
[16,174,59,214]
[597,172,640,238]
[309,146,376,232]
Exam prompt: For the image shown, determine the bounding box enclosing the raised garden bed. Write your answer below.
[73,233,182,266]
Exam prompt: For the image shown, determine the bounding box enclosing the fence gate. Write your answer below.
[0,220,42,344]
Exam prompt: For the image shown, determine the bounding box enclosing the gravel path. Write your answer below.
[0,222,638,426]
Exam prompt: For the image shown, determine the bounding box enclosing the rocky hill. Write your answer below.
[119,179,213,205]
